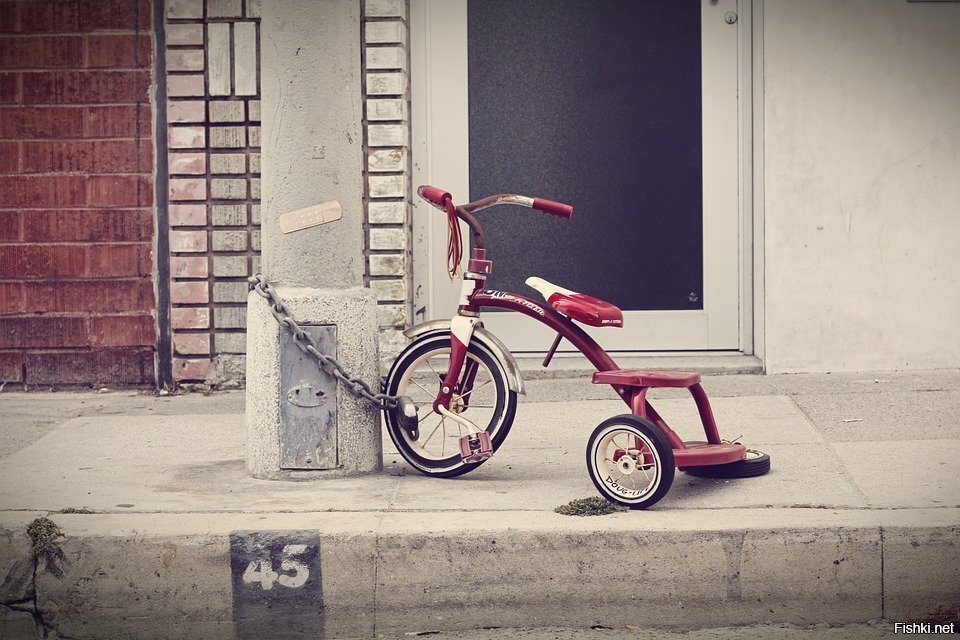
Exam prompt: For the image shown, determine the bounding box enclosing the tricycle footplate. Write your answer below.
[674,441,746,468]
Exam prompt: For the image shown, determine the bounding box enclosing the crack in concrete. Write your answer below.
[720,531,747,603]
[1,547,41,639]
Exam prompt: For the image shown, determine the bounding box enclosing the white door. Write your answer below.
[412,0,743,354]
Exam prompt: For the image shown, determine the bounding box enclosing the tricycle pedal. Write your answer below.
[458,432,492,463]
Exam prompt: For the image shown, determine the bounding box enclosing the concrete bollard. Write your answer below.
[246,0,382,479]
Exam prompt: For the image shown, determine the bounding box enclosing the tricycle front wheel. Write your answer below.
[586,415,675,510]
[383,331,517,478]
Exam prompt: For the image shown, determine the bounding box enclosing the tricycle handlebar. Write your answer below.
[418,185,573,219]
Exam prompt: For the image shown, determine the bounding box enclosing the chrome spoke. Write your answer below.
[411,378,435,398]
[421,416,445,448]
[458,378,492,401]
[426,358,444,383]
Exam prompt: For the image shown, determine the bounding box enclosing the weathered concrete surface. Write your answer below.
[0,509,953,639]
[831,440,960,508]
[376,623,950,640]
[260,0,364,288]
[0,370,958,638]
[0,395,871,513]
[246,287,381,479]
[880,508,960,621]
[0,520,35,640]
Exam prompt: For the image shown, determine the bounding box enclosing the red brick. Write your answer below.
[169,178,206,201]
[0,244,85,277]
[173,356,210,382]
[82,104,151,137]
[0,106,85,138]
[0,73,20,104]
[170,256,207,279]
[0,316,87,348]
[173,332,209,355]
[85,33,152,68]
[169,229,206,252]
[0,3,19,33]
[137,242,151,274]
[21,139,152,173]
[168,204,205,226]
[19,279,154,313]
[0,281,23,312]
[170,307,209,329]
[0,352,23,383]
[86,175,151,206]
[169,280,207,304]
[140,176,152,205]
[17,1,80,33]
[0,140,17,172]
[0,36,84,68]
[89,314,154,347]
[167,125,204,148]
[168,152,205,174]
[85,242,145,276]
[165,0,202,20]
[166,75,204,98]
[0,210,20,240]
[165,24,202,46]
[166,100,204,123]
[22,209,151,242]
[22,70,150,105]
[165,49,203,72]
[0,175,86,207]
[24,348,155,385]
[78,0,151,32]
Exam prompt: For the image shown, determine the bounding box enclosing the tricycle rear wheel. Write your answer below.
[683,449,771,479]
[586,415,675,510]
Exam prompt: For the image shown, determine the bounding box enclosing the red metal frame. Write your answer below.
[423,186,747,468]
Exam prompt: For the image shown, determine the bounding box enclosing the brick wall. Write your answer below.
[362,0,412,369]
[161,0,261,385]
[158,0,411,386]
[0,0,157,386]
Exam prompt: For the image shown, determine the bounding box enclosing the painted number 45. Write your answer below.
[242,544,311,590]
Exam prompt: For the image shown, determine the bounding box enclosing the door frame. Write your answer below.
[410,0,762,357]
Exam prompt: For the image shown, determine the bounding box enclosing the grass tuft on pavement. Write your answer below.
[27,516,63,555]
[554,497,627,516]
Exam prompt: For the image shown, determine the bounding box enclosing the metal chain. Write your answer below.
[248,273,400,410]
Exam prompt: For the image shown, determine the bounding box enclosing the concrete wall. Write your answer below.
[763,0,960,373]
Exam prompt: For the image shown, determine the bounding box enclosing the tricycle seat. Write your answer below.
[592,369,701,388]
[525,276,623,327]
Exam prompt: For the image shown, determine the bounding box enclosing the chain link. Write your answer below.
[248,273,400,410]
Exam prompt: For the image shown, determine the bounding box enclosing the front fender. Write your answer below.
[403,320,525,395]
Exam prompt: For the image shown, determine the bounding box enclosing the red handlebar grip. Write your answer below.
[532,198,574,219]
[418,185,452,209]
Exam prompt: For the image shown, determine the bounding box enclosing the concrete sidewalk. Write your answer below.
[1,370,958,639]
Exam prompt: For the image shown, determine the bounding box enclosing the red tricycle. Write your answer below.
[384,186,770,509]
